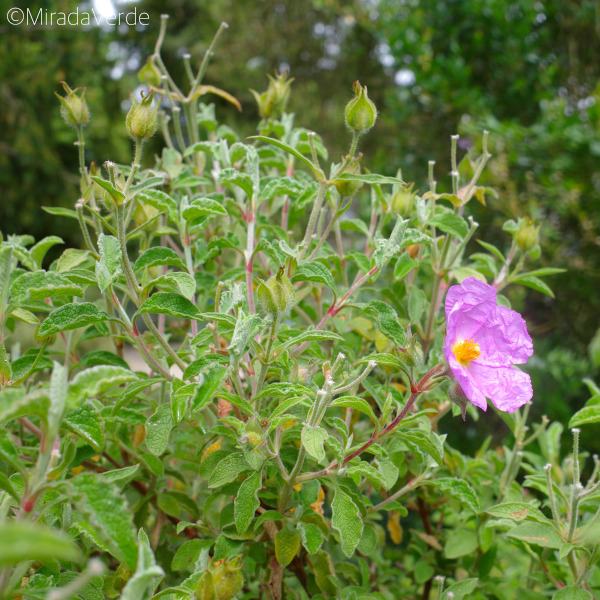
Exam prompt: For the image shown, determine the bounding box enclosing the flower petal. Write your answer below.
[449,358,488,411]
[469,363,532,413]
[475,305,533,367]
[444,277,497,343]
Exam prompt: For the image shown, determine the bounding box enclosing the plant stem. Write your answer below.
[297,182,328,263]
[368,471,429,513]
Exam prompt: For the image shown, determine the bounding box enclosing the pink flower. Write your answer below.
[444,277,533,413]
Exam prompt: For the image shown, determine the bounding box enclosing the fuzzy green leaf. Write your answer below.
[292,261,336,291]
[208,453,251,488]
[485,502,551,525]
[301,425,328,462]
[134,247,186,272]
[145,404,174,456]
[332,487,364,557]
[428,477,479,513]
[135,293,200,321]
[36,303,113,340]
[64,401,104,452]
[95,234,122,292]
[234,471,262,533]
[67,366,137,410]
[329,396,376,422]
[275,528,301,567]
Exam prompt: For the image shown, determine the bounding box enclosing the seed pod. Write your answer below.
[195,571,216,600]
[250,71,294,119]
[55,81,89,128]
[211,556,244,600]
[138,57,162,88]
[345,81,377,134]
[515,217,540,253]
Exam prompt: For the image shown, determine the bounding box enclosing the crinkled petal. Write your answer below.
[469,363,532,413]
[475,305,533,367]
[449,358,488,411]
[445,277,497,343]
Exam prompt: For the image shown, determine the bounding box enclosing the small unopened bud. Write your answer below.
[334,155,363,198]
[126,90,160,142]
[211,556,244,600]
[257,266,295,315]
[138,57,162,88]
[515,217,540,253]
[250,71,294,119]
[345,81,377,134]
[55,81,89,128]
[448,380,469,421]
[391,183,416,218]
[195,571,215,600]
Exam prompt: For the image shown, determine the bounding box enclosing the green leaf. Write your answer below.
[249,135,323,179]
[56,248,90,272]
[329,396,376,422]
[332,487,364,557]
[485,502,551,525]
[301,425,329,462]
[216,390,254,416]
[130,176,165,195]
[143,272,196,300]
[95,234,122,292]
[334,173,404,186]
[191,364,228,412]
[135,293,200,321]
[506,522,563,549]
[90,175,125,203]
[429,211,469,239]
[477,240,506,263]
[36,303,113,340]
[171,539,212,572]
[182,197,227,220]
[445,528,479,559]
[46,361,68,449]
[71,473,139,568]
[569,405,600,428]
[408,287,427,325]
[145,404,174,456]
[511,274,555,297]
[30,236,64,268]
[253,382,314,402]
[10,270,83,304]
[100,464,140,485]
[0,246,13,315]
[443,578,479,600]
[9,307,40,325]
[134,247,186,272]
[364,300,405,346]
[373,217,409,269]
[234,471,262,533]
[120,529,164,600]
[346,462,389,490]
[67,366,137,410]
[208,453,251,488]
[275,528,301,567]
[0,521,81,566]
[356,352,405,371]
[228,312,263,358]
[298,523,324,555]
[552,587,593,600]
[273,330,344,357]
[270,396,310,420]
[292,261,336,291]
[64,401,104,452]
[398,429,445,467]
[428,477,479,513]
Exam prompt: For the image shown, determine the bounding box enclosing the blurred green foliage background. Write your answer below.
[1,0,599,436]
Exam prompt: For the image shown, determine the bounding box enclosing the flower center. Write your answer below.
[453,338,481,366]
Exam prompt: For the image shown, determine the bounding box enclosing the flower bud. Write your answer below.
[448,379,469,421]
[345,81,377,134]
[211,556,244,600]
[138,57,162,88]
[250,71,294,119]
[334,156,363,198]
[126,90,159,142]
[515,217,540,253]
[195,571,216,600]
[257,267,295,315]
[55,81,89,128]
[391,183,416,218]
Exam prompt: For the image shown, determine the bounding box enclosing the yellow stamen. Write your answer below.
[453,339,481,366]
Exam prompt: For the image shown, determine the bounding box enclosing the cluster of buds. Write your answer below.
[125,90,160,142]
[250,71,293,119]
[55,81,89,128]
[257,266,296,315]
[195,557,244,600]
[138,56,162,88]
[345,80,377,134]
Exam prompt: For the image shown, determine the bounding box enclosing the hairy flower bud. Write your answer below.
[55,81,89,128]
[211,556,244,600]
[250,71,294,119]
[345,81,377,134]
[195,571,215,600]
[126,90,159,142]
[515,217,540,253]
[138,57,162,88]
[391,183,416,218]
[257,267,295,315]
[334,156,363,198]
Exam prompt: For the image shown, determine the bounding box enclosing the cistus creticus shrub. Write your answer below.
[0,16,599,600]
